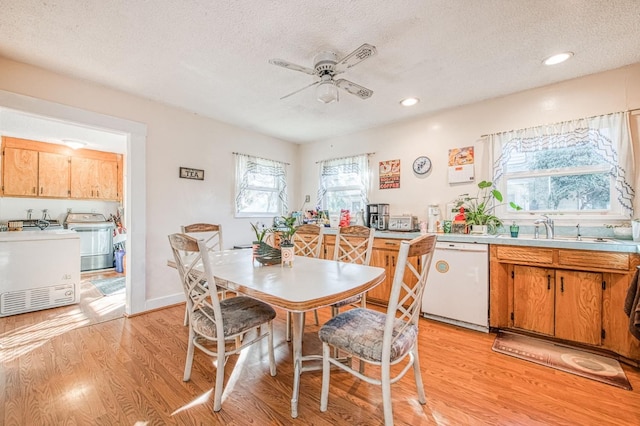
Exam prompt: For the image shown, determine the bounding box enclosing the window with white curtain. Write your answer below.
[489,112,635,219]
[317,154,370,212]
[234,153,288,217]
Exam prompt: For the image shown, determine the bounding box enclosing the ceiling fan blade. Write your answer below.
[335,43,377,73]
[280,80,320,100]
[269,58,316,75]
[334,79,373,99]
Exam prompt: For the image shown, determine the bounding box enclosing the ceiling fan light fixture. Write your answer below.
[543,51,573,66]
[62,139,87,150]
[317,81,339,104]
[400,97,420,107]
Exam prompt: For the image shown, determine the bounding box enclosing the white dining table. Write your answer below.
[169,248,385,418]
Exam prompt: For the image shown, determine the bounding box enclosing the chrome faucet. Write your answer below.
[533,215,554,239]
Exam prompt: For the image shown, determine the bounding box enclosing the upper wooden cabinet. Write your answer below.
[39,151,70,197]
[2,136,122,201]
[2,146,38,196]
[70,156,119,200]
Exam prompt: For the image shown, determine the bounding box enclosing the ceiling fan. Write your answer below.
[269,43,377,103]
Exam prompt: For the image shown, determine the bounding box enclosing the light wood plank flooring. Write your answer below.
[2,302,640,425]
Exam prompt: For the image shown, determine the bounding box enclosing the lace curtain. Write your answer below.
[487,112,635,217]
[234,153,288,216]
[316,154,370,209]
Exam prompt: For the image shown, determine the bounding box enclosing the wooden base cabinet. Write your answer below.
[491,245,640,363]
[512,265,602,346]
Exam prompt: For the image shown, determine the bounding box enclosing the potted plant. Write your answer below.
[456,180,522,234]
[277,215,297,267]
[276,215,298,245]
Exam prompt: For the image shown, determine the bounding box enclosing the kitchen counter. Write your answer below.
[0,229,79,242]
[321,228,640,253]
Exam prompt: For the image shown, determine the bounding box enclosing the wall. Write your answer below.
[0,57,299,313]
[299,63,640,226]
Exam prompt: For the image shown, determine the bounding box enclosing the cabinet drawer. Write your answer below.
[495,246,553,264]
[558,249,628,271]
[373,238,402,250]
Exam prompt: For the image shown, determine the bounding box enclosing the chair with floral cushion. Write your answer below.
[180,223,226,326]
[168,233,276,412]
[330,225,375,317]
[319,234,437,426]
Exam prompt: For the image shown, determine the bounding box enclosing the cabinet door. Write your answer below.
[96,159,118,200]
[367,248,393,303]
[39,151,70,197]
[3,147,38,196]
[70,157,99,198]
[513,265,555,336]
[555,270,602,345]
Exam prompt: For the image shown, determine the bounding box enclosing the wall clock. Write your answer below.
[412,156,432,175]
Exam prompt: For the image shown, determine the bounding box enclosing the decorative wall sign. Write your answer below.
[447,146,475,184]
[179,167,205,180]
[379,159,400,189]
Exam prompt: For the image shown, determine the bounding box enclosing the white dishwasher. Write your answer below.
[421,241,489,332]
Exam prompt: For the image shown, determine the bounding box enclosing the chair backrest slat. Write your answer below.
[292,224,324,258]
[332,225,375,266]
[181,223,223,252]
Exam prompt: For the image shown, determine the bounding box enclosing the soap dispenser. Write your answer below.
[510,221,519,238]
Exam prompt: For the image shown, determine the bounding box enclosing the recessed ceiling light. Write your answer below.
[400,97,420,107]
[62,139,87,150]
[543,52,574,66]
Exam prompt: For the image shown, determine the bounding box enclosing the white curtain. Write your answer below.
[488,112,635,217]
[316,154,370,209]
[234,153,288,215]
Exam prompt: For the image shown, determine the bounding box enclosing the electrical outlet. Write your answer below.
[305,195,310,203]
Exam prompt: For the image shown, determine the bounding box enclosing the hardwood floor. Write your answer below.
[2,302,640,425]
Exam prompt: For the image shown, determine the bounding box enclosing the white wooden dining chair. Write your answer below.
[318,233,436,426]
[180,223,226,325]
[168,233,276,412]
[285,224,325,341]
[330,225,375,317]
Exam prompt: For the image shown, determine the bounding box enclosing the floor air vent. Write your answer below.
[1,284,75,316]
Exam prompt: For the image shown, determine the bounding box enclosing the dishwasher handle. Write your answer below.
[436,242,488,253]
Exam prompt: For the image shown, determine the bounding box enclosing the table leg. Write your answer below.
[290,311,304,418]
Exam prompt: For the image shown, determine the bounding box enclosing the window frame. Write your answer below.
[491,112,634,224]
[234,154,288,218]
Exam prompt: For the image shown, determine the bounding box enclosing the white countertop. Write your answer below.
[322,227,640,253]
[0,229,80,242]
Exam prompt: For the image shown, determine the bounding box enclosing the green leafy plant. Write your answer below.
[251,222,269,243]
[456,180,522,231]
[277,215,297,246]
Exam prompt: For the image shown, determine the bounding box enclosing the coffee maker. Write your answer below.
[366,203,390,230]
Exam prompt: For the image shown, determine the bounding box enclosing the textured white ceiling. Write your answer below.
[1,1,640,144]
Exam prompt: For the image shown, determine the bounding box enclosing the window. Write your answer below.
[317,154,370,213]
[234,153,288,217]
[490,112,634,219]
